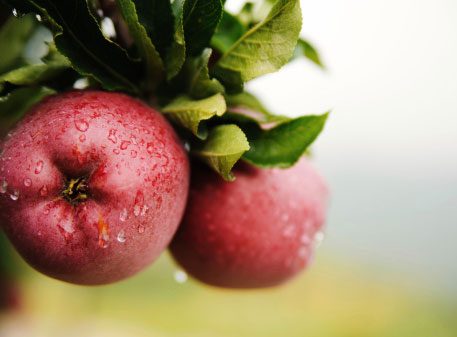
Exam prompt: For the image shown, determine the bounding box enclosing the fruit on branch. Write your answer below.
[0,91,189,285]
[170,159,328,289]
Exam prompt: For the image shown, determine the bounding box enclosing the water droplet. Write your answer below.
[137,225,145,234]
[117,230,126,243]
[74,118,89,132]
[113,149,120,154]
[10,190,19,201]
[119,208,128,222]
[146,143,154,154]
[184,142,190,152]
[108,129,117,144]
[298,247,308,258]
[23,178,32,187]
[174,270,188,284]
[282,225,296,238]
[35,14,42,22]
[133,191,144,217]
[313,231,325,248]
[130,150,137,158]
[39,185,48,197]
[79,134,86,142]
[58,221,75,243]
[133,205,141,217]
[0,179,7,193]
[300,233,311,245]
[12,8,18,17]
[99,235,109,248]
[35,160,44,174]
[120,141,131,150]
[140,205,149,216]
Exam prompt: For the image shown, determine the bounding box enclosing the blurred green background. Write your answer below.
[1,247,456,337]
[1,244,457,337]
[1,0,457,336]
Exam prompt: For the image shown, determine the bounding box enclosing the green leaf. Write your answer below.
[225,91,289,126]
[7,0,143,93]
[0,86,55,134]
[194,124,250,181]
[182,0,223,56]
[132,0,174,58]
[162,93,226,138]
[116,0,165,90]
[184,49,224,99]
[0,62,69,88]
[166,0,186,79]
[211,10,246,54]
[242,112,329,168]
[0,14,36,74]
[0,46,70,89]
[212,0,302,93]
[293,38,325,69]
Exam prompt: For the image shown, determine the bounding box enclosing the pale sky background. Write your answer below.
[227,0,457,296]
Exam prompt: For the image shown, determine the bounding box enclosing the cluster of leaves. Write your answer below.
[0,0,328,181]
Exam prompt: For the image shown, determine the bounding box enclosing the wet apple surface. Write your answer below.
[170,159,328,288]
[0,91,190,285]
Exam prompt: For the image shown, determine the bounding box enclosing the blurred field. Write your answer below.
[1,248,456,337]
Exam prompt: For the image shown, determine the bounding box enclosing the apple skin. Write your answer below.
[170,159,328,288]
[0,91,189,285]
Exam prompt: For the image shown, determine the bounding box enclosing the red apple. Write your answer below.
[170,159,328,288]
[0,91,189,285]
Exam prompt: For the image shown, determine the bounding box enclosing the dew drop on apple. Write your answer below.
[140,205,149,216]
[39,185,48,197]
[119,208,128,222]
[282,224,296,238]
[146,143,154,154]
[35,160,44,174]
[300,233,311,245]
[108,129,117,144]
[133,205,141,217]
[0,179,7,193]
[117,230,126,243]
[23,178,32,187]
[130,150,137,158]
[79,134,86,142]
[313,231,325,248]
[10,190,19,201]
[74,118,89,132]
[298,246,308,258]
[99,234,109,249]
[137,225,145,234]
[120,141,130,150]
[174,270,188,284]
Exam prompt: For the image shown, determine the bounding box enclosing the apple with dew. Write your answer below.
[0,91,189,285]
[170,159,328,288]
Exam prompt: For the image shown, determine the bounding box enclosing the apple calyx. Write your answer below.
[61,176,90,205]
